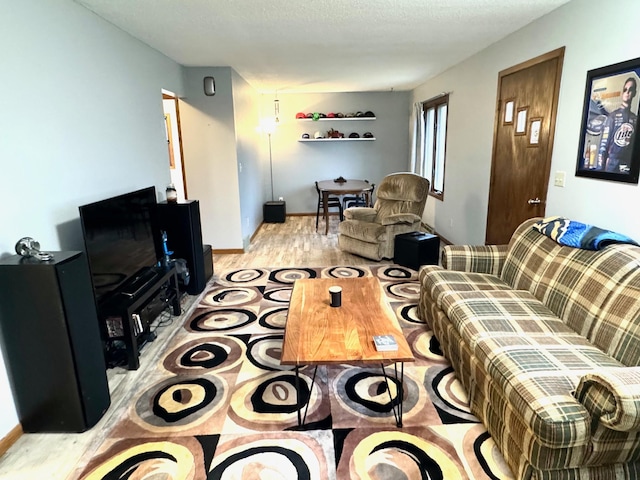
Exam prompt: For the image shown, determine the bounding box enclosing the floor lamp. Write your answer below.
[263,119,285,223]
[268,132,274,202]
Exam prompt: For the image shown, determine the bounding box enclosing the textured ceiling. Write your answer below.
[74,0,571,93]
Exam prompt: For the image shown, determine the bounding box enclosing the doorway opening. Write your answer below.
[162,90,187,201]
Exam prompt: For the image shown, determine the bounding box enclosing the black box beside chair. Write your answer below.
[264,201,286,223]
[394,231,440,270]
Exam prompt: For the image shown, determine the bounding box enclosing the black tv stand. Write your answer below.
[120,267,160,298]
[100,265,179,370]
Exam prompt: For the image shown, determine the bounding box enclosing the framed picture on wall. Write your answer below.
[575,57,640,184]
[515,107,528,135]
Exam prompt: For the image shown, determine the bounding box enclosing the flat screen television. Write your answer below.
[79,187,160,308]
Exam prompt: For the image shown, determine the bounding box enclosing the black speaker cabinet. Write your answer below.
[264,201,286,223]
[203,244,213,283]
[156,200,208,295]
[0,251,110,432]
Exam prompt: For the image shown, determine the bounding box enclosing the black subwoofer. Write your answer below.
[203,244,213,283]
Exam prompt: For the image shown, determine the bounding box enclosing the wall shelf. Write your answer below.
[299,137,375,142]
[297,117,376,122]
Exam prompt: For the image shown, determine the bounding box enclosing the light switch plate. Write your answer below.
[554,171,566,187]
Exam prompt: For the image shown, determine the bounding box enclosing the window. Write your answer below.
[421,94,448,200]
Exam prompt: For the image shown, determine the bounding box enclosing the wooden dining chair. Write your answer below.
[343,181,375,209]
[315,181,343,232]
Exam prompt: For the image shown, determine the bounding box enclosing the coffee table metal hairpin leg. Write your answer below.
[380,362,405,428]
[294,364,318,427]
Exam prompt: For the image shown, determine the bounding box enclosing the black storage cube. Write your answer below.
[264,201,286,223]
[394,232,440,270]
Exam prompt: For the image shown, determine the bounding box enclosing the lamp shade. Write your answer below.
[260,117,277,135]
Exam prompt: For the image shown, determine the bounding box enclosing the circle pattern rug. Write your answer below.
[74,265,514,480]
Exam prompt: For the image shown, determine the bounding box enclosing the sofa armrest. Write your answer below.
[442,244,508,275]
[379,213,421,226]
[574,368,640,432]
[344,207,377,222]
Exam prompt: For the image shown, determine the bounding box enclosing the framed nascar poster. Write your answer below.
[575,57,640,184]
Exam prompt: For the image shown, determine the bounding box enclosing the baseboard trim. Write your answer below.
[212,248,245,254]
[0,424,22,457]
[434,232,452,245]
[288,212,342,217]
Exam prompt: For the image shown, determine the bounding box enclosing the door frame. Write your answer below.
[485,47,565,244]
[162,92,188,199]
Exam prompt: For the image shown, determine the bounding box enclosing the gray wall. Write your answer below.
[413,0,640,244]
[263,91,411,213]
[179,68,266,251]
[178,89,411,252]
[179,67,244,250]
[232,71,266,248]
[0,0,185,437]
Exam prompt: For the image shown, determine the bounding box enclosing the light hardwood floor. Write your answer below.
[213,214,394,271]
[0,215,392,480]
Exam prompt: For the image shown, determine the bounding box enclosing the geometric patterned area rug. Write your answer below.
[75,265,514,479]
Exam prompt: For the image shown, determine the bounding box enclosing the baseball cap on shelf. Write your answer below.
[348,132,360,138]
[314,131,324,139]
[355,111,364,117]
[301,133,310,139]
[363,132,374,138]
[296,112,306,119]
[345,112,355,118]
[327,112,336,118]
[364,111,375,117]
[336,112,344,118]
[305,113,314,118]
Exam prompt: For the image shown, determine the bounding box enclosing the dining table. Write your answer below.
[316,179,373,234]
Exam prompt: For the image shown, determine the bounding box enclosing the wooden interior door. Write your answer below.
[485,48,565,244]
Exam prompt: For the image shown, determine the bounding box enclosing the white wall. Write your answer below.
[232,72,267,248]
[179,67,244,250]
[264,92,411,214]
[412,0,640,245]
[0,0,184,438]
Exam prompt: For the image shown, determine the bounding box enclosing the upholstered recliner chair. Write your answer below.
[338,172,430,260]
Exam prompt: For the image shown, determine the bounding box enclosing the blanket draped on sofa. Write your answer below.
[532,215,638,250]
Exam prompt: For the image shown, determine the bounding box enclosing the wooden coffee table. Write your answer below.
[280,277,414,427]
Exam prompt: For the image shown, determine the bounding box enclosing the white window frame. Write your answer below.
[421,94,449,200]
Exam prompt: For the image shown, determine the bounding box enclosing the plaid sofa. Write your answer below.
[417,218,640,480]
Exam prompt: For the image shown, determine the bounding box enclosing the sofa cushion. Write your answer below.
[420,268,512,310]
[474,333,623,450]
[500,218,563,293]
[531,244,640,367]
[439,290,574,349]
[442,244,508,275]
